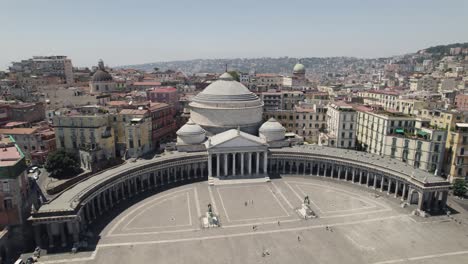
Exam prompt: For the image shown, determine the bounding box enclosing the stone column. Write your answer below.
[224,153,228,176]
[133,177,137,192]
[359,171,363,184]
[441,191,448,209]
[216,154,220,177]
[263,151,268,174]
[345,168,348,181]
[407,188,413,203]
[352,169,356,183]
[248,152,252,175]
[380,177,385,192]
[316,163,320,176]
[86,204,92,223]
[126,180,130,196]
[72,221,80,243]
[33,224,42,248]
[109,188,114,208]
[103,191,108,211]
[256,152,260,174]
[97,195,102,215]
[232,153,236,176]
[241,153,245,176]
[401,184,407,201]
[394,181,399,198]
[208,154,212,177]
[366,172,370,186]
[373,175,377,189]
[387,179,392,195]
[121,182,126,200]
[417,192,424,211]
[91,199,97,219]
[46,223,54,248]
[60,222,67,247]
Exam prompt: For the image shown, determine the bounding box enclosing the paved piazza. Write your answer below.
[38,176,468,264]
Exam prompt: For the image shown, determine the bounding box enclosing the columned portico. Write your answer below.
[206,129,269,179]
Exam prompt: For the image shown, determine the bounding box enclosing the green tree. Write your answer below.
[453,179,467,197]
[228,71,240,81]
[45,150,82,179]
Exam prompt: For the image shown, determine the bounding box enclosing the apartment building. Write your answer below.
[9,55,74,84]
[54,112,115,170]
[0,136,30,226]
[383,122,446,175]
[319,102,357,149]
[355,105,417,155]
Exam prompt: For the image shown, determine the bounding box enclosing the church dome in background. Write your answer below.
[293,62,306,74]
[91,60,113,82]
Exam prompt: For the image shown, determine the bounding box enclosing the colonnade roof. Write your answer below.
[270,145,450,185]
[37,152,206,214]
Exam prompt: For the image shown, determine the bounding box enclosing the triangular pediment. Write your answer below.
[205,129,267,149]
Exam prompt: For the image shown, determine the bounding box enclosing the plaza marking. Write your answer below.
[295,183,377,214]
[287,180,392,210]
[344,230,375,251]
[105,228,199,237]
[123,192,190,231]
[216,185,290,222]
[194,185,201,217]
[106,188,192,236]
[271,181,294,209]
[372,250,468,264]
[222,218,300,228]
[207,184,219,215]
[186,192,193,226]
[38,214,407,264]
[285,181,324,214]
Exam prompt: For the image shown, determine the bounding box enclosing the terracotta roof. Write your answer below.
[119,109,148,115]
[0,128,38,135]
[149,87,177,93]
[0,146,22,166]
[133,82,162,86]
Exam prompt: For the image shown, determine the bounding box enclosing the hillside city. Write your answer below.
[0,42,468,262]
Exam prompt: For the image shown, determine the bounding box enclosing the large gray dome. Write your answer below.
[189,72,263,135]
[192,72,258,103]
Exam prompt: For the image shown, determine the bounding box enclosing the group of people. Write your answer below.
[244,200,254,206]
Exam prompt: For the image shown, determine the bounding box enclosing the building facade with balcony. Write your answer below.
[53,114,115,171]
[0,136,30,227]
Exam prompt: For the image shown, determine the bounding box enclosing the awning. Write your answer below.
[395,129,404,134]
[417,130,428,136]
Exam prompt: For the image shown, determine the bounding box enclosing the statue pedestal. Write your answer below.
[202,212,220,228]
[297,203,317,219]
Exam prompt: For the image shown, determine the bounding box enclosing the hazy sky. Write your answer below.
[1,0,467,69]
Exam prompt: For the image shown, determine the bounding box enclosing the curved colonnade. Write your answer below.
[30,147,450,249]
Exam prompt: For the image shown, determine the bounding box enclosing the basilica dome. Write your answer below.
[259,118,286,142]
[189,72,263,135]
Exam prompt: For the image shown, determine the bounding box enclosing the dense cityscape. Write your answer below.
[0,41,467,263]
[2,0,468,261]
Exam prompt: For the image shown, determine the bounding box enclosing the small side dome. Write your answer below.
[259,118,286,142]
[293,63,305,74]
[176,119,206,144]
